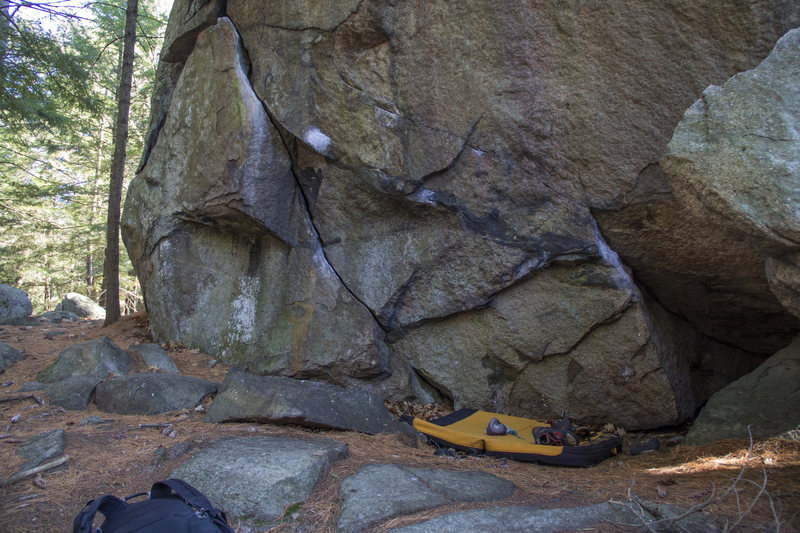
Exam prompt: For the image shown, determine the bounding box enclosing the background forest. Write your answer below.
[0,0,169,315]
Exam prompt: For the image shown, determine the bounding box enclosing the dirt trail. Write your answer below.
[0,315,798,532]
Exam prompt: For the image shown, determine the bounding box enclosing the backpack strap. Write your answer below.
[72,495,127,533]
[149,479,234,533]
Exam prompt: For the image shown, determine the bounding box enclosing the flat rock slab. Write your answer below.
[95,372,218,414]
[37,337,129,383]
[388,501,717,532]
[170,436,348,522]
[206,368,412,436]
[0,342,26,371]
[687,334,800,444]
[129,343,180,373]
[337,464,516,533]
[17,429,66,471]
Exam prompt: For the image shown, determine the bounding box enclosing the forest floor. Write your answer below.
[0,314,798,532]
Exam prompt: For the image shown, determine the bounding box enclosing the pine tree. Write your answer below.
[0,0,166,314]
[103,0,138,325]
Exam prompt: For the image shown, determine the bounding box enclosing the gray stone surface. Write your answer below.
[129,343,180,373]
[687,335,800,445]
[3,316,39,326]
[206,368,411,435]
[57,292,105,320]
[658,28,800,352]
[95,373,218,415]
[338,464,516,533]
[78,415,113,427]
[0,342,26,371]
[17,429,66,470]
[38,337,129,383]
[39,310,80,322]
[22,375,98,410]
[0,284,32,324]
[42,375,100,410]
[122,17,387,389]
[388,501,717,532]
[123,1,800,431]
[161,0,225,62]
[170,436,348,522]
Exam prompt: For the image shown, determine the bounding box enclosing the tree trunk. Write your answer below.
[87,110,107,296]
[103,0,138,326]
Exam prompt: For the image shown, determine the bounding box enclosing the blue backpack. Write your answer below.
[73,479,234,533]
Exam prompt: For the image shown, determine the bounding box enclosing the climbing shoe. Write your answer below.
[533,418,579,446]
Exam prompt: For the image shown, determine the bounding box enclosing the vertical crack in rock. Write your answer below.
[225,17,389,333]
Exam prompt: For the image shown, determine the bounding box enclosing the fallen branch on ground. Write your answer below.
[1,455,69,488]
[0,394,45,405]
[137,413,197,429]
[610,426,782,532]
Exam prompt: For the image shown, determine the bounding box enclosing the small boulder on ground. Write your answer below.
[206,368,413,436]
[38,310,80,323]
[25,375,100,410]
[129,343,180,373]
[95,373,218,415]
[37,337,129,383]
[0,284,33,325]
[170,436,348,523]
[57,292,105,320]
[0,342,26,371]
[338,464,516,533]
[17,429,66,471]
[687,335,800,445]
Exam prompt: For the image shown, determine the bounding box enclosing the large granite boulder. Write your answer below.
[123,1,800,429]
[123,17,387,387]
[57,292,106,320]
[656,27,800,352]
[686,335,800,445]
[0,284,33,324]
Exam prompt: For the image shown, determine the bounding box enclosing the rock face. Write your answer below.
[656,28,800,352]
[122,1,800,429]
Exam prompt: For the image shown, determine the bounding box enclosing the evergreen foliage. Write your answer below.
[0,0,167,313]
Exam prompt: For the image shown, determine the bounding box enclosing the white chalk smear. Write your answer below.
[304,127,331,154]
